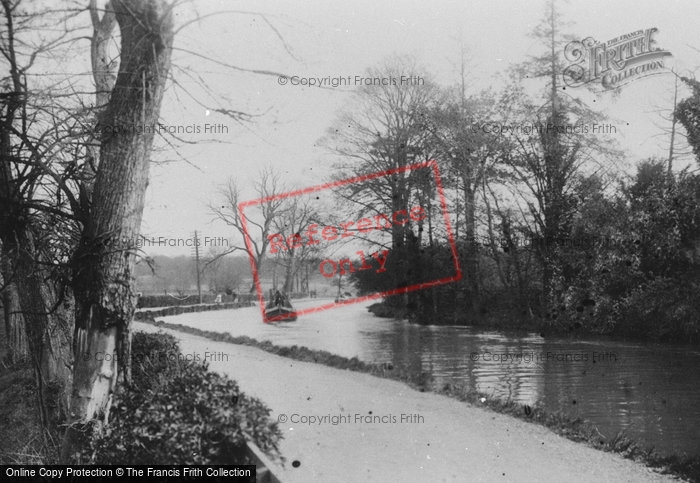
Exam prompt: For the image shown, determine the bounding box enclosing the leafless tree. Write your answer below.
[648,73,695,175]
[61,0,175,462]
[209,167,287,293]
[270,194,323,293]
[0,0,83,435]
[322,55,438,249]
[321,55,440,307]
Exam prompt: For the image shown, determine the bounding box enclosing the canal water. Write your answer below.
[156,298,700,457]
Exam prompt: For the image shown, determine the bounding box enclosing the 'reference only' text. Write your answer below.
[267,206,426,254]
[267,206,426,277]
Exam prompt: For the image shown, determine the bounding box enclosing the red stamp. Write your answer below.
[238,160,461,323]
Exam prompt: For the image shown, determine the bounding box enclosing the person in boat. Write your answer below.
[266,289,297,321]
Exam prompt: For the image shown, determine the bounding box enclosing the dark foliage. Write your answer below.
[676,77,700,162]
[79,332,282,465]
[354,160,700,342]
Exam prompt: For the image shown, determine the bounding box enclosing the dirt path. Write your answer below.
[133,322,681,483]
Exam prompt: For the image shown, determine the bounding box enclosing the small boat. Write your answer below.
[265,290,298,322]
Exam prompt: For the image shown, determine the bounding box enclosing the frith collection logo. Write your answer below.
[563,28,673,90]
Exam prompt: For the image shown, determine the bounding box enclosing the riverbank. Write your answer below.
[134,319,693,482]
[367,301,541,332]
[367,301,700,343]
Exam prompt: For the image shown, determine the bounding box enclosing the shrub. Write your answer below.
[83,332,282,465]
[612,278,700,341]
[129,331,182,392]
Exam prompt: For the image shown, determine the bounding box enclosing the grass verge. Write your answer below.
[138,316,700,483]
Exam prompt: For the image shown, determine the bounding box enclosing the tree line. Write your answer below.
[320,2,700,342]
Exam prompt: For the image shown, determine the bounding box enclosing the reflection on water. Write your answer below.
[163,299,700,457]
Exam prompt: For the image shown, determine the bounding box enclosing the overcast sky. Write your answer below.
[138,0,700,256]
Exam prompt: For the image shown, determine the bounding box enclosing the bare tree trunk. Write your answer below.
[668,74,679,177]
[284,254,295,294]
[3,230,74,431]
[463,179,479,312]
[388,166,410,309]
[1,257,28,364]
[82,0,117,203]
[0,1,73,428]
[61,0,174,463]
